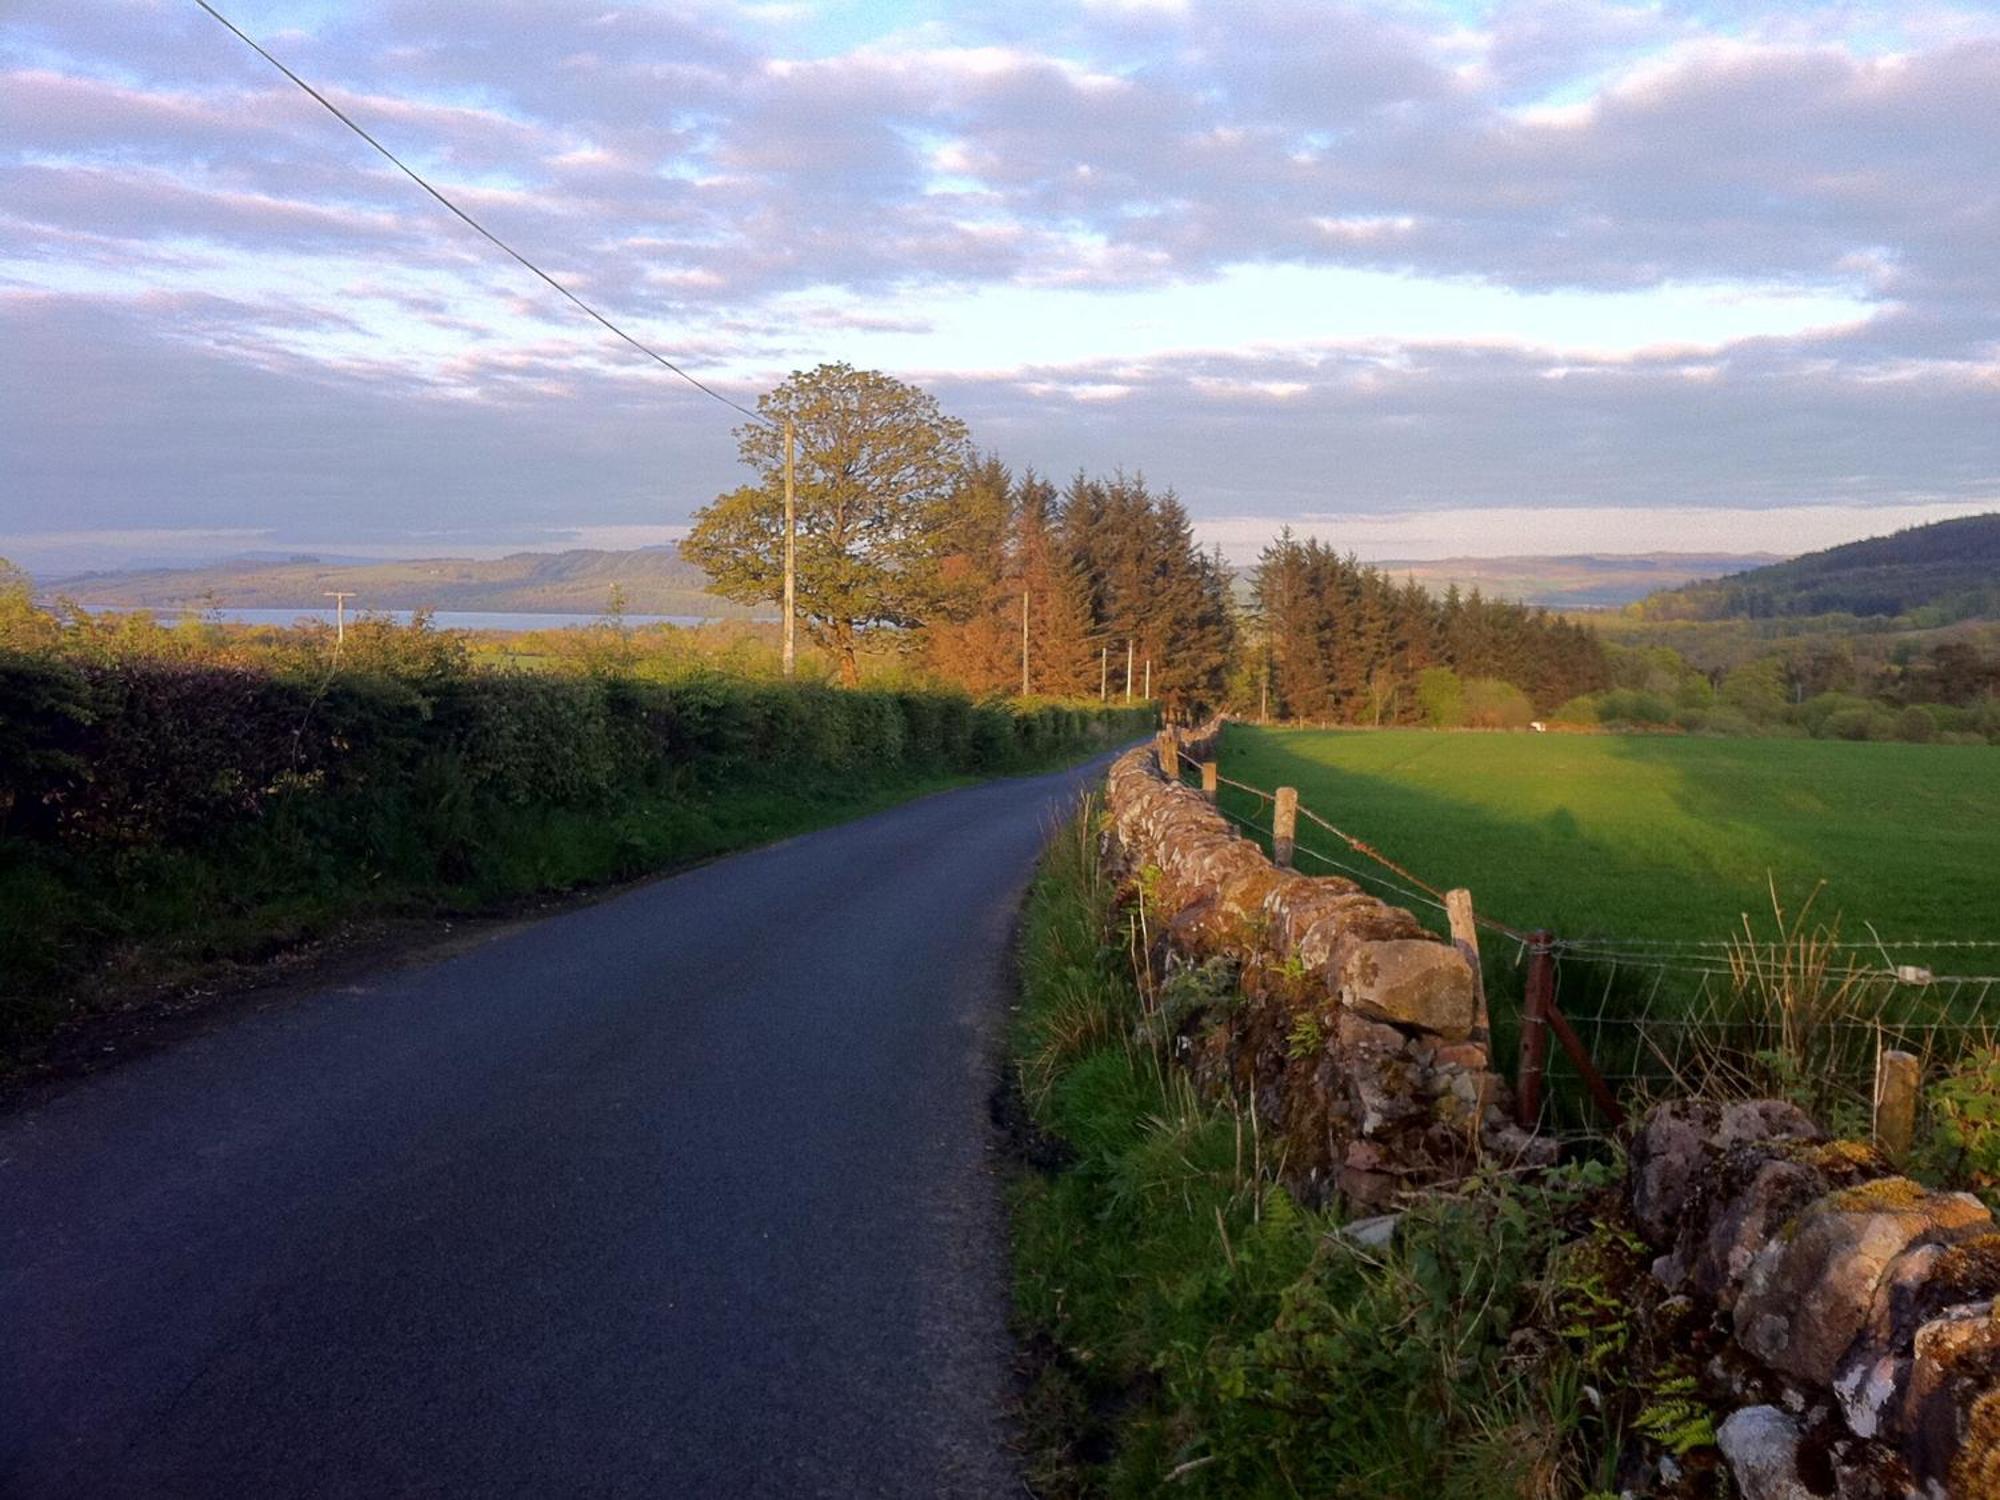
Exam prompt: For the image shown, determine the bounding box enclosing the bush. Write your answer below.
[1416,666,1464,728]
[1461,677,1534,729]
[1593,688,1674,726]
[0,652,1155,1044]
[1894,704,1937,743]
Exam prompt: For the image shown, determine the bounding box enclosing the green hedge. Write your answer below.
[0,654,1153,1043]
[0,656,1150,852]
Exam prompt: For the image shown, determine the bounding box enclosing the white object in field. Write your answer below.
[1530,721,1547,733]
[1894,964,1934,986]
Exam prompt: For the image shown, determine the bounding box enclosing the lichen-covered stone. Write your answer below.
[1336,938,1476,1039]
[1894,1300,2000,1493]
[1736,1182,1992,1388]
[1628,1098,1823,1246]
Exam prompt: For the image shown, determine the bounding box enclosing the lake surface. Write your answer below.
[63,606,759,632]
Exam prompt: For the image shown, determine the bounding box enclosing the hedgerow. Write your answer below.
[0,650,1151,1051]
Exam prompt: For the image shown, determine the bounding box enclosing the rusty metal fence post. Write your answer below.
[1517,930,1553,1128]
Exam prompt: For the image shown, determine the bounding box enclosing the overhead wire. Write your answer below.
[191,0,771,428]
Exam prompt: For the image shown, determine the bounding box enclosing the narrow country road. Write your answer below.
[1,754,1117,1498]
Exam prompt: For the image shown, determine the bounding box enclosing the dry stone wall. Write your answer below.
[1105,723,2000,1496]
[1630,1099,2000,1498]
[1103,722,1550,1210]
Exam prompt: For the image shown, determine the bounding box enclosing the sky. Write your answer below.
[2,0,1998,574]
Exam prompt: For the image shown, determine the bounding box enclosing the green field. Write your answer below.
[1215,725,2000,947]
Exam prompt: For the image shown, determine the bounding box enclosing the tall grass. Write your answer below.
[1007,800,1620,1498]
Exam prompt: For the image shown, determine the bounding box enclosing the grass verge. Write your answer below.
[1006,797,1663,1498]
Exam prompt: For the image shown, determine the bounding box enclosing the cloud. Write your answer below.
[2,0,1998,567]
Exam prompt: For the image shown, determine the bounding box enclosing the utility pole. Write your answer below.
[781,417,797,679]
[1099,645,1107,702]
[324,591,353,645]
[1020,586,1031,697]
[1124,639,1134,703]
[1144,658,1151,701]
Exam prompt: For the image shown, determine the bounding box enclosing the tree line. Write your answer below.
[1245,534,1610,725]
[682,361,1607,719]
[685,362,1238,710]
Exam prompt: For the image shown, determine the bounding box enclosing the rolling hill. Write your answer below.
[1371,551,1781,608]
[43,546,757,619]
[1632,513,2000,622]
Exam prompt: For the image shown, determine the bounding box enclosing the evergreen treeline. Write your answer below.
[1249,533,1610,724]
[922,463,1236,712]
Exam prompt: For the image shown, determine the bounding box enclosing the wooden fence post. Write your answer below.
[1445,889,1489,1048]
[1200,761,1218,804]
[1158,731,1179,781]
[1272,787,1298,868]
[1874,1048,1920,1160]
[1516,930,1554,1129]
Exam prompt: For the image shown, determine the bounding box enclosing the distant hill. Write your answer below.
[1369,552,1783,609]
[1632,513,2000,622]
[43,545,757,619]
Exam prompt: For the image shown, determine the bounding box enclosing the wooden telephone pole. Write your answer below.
[1124,639,1134,703]
[781,418,796,678]
[323,591,354,645]
[1099,645,1108,701]
[1020,587,1031,697]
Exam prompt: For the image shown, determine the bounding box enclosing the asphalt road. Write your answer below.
[1,754,1115,1498]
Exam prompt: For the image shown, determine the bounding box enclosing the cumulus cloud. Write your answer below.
[1,0,1997,567]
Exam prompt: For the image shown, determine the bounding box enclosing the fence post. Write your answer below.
[1272,787,1298,868]
[1516,930,1554,1129]
[1200,761,1218,804]
[1445,889,1489,1048]
[1874,1048,1920,1160]
[1158,731,1179,781]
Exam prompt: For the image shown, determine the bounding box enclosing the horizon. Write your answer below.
[4,1,1999,572]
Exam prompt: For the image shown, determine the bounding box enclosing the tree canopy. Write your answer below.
[683,362,972,686]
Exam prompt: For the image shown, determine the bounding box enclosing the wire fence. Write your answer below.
[1163,737,2000,1136]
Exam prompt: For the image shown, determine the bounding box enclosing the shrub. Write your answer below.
[1594,688,1674,726]
[1416,666,1464,728]
[1461,677,1534,729]
[0,651,1155,1039]
[1895,704,1938,743]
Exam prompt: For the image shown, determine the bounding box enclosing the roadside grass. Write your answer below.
[1007,801,1630,1498]
[1215,725,2000,943]
[0,742,1115,1074]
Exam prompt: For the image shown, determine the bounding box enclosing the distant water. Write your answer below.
[62,605,750,632]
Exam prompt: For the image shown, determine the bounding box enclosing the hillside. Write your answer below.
[1372,551,1780,608]
[43,546,757,619]
[1633,513,2000,622]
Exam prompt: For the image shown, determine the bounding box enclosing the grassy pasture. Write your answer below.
[1215,725,2000,948]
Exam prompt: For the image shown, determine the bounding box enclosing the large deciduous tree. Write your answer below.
[683,363,972,686]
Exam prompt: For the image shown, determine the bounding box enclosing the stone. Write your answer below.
[1337,938,1476,1040]
[1483,1120,1561,1169]
[1717,1405,1814,1500]
[1895,1301,2000,1492]
[1736,1180,1993,1387]
[1336,1213,1402,1250]
[1430,1041,1490,1073]
[1680,1154,1852,1306]
[1629,1098,1821,1247]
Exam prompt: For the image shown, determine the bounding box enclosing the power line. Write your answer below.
[191,0,770,427]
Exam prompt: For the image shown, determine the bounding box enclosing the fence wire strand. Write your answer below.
[1159,727,2000,1133]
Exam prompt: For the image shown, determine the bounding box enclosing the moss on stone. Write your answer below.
[1823,1176,1934,1215]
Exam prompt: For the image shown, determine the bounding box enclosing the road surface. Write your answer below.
[1,754,1115,1497]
